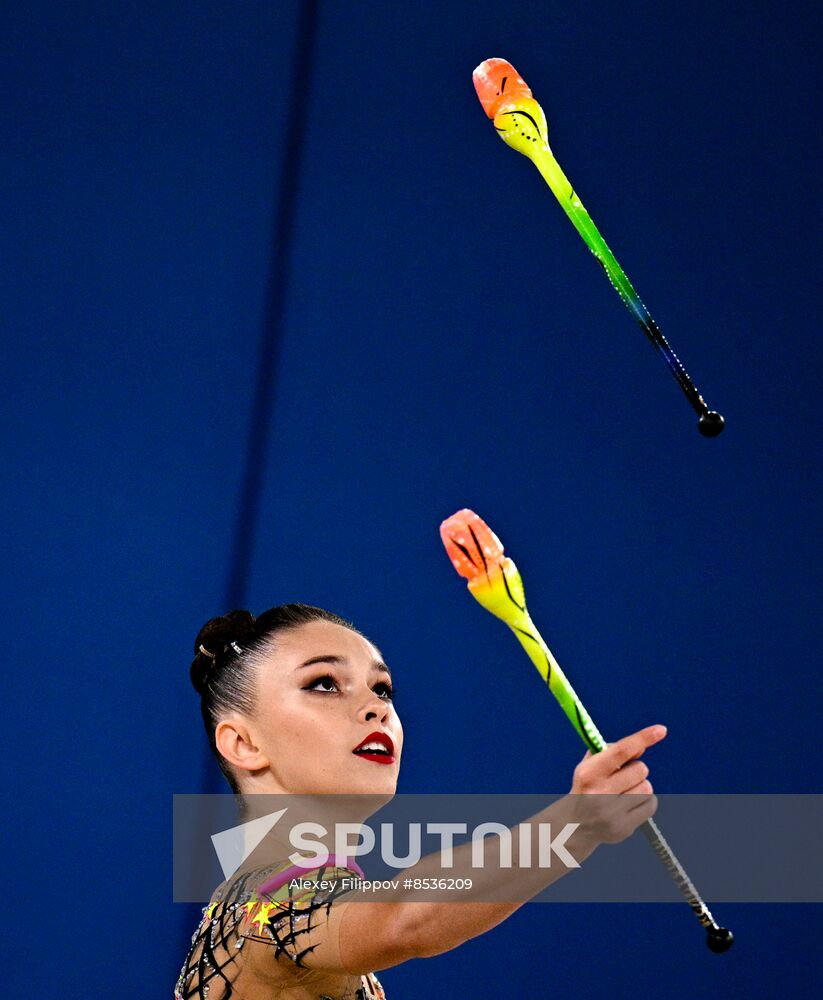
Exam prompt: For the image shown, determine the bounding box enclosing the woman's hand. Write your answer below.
[568,724,666,845]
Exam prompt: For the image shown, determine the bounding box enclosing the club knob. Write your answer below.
[698,411,725,437]
[706,926,734,953]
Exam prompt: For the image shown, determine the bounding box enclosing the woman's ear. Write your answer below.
[215,717,270,773]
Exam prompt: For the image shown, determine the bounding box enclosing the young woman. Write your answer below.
[175,603,664,999]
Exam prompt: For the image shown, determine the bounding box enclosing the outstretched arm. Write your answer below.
[238,725,663,979]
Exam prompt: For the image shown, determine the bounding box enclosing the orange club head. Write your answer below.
[472,58,532,119]
[440,509,529,624]
[440,508,506,582]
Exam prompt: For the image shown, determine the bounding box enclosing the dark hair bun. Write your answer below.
[190,609,257,696]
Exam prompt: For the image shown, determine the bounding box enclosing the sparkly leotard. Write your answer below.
[175,861,387,1000]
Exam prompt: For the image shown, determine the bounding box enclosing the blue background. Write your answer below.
[2,1,820,995]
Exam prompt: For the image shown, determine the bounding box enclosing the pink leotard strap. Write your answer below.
[259,854,365,896]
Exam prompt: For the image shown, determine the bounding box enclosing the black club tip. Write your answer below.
[706,926,734,953]
[698,411,725,437]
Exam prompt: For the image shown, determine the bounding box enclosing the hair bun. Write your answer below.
[190,610,256,696]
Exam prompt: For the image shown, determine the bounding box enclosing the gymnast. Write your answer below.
[175,602,664,998]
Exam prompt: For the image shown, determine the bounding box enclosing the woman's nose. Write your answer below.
[358,691,389,724]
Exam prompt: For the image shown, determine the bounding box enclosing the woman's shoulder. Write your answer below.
[229,858,364,969]
[212,856,359,938]
[175,859,383,999]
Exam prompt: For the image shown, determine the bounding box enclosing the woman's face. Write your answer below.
[244,619,403,797]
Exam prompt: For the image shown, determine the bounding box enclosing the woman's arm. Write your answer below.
[242,724,664,977]
[338,724,664,970]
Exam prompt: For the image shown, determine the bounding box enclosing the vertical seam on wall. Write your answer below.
[202,1,321,797]
[224,0,321,614]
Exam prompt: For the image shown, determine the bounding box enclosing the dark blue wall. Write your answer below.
[2,1,820,995]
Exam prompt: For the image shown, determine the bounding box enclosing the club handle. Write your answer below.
[506,616,733,949]
[641,818,734,951]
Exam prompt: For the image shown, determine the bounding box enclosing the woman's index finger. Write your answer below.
[598,726,667,774]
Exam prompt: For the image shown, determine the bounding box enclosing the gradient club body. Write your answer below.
[472,58,724,436]
[440,507,733,950]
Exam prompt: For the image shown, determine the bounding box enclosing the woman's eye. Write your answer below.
[306,675,338,693]
[374,682,395,701]
[303,675,395,700]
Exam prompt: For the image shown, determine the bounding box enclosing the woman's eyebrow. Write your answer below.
[297,654,393,681]
[373,661,393,682]
[297,654,345,669]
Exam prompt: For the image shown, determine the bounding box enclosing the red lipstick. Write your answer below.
[352,731,395,765]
